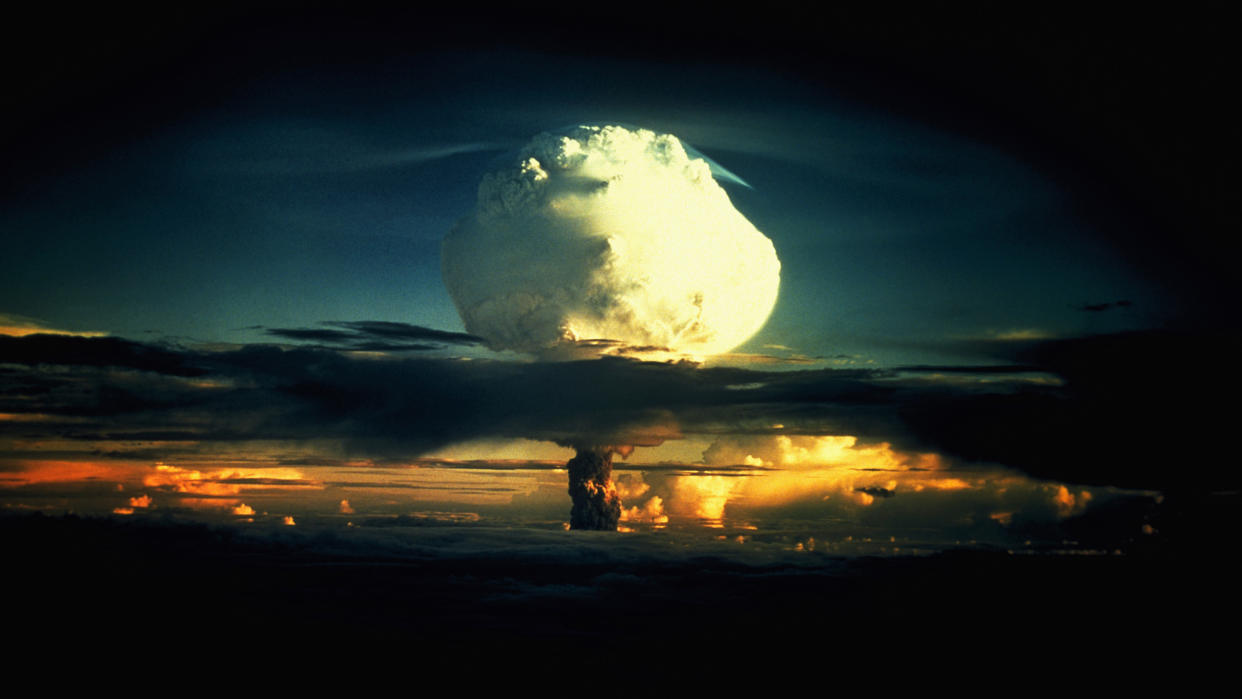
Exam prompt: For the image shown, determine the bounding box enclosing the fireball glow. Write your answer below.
[442,125,781,359]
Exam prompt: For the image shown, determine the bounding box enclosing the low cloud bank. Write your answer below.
[1,329,1236,491]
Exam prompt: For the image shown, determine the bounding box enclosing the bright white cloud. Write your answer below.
[442,125,780,359]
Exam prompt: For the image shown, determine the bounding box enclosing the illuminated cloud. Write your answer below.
[619,496,668,524]
[142,464,313,496]
[128,495,152,508]
[339,499,354,514]
[283,516,296,526]
[633,434,967,522]
[613,473,651,500]
[703,434,936,470]
[670,475,736,523]
[145,465,240,496]
[1,460,138,486]
[911,478,971,491]
[442,124,780,359]
[232,503,255,516]
[615,473,667,523]
[1052,485,1092,517]
[0,313,106,338]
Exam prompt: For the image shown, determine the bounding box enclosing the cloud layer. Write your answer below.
[1,328,1236,492]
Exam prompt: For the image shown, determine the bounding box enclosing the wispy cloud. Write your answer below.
[192,121,506,175]
[261,321,483,352]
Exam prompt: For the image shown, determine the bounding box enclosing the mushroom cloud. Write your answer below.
[442,124,781,529]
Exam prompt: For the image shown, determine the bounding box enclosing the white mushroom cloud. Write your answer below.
[442,125,780,360]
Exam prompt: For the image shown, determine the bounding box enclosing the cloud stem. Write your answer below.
[566,447,622,531]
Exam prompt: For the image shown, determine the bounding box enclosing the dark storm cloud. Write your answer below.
[264,327,360,343]
[1,328,1234,491]
[325,321,482,345]
[262,321,483,352]
[0,334,894,454]
[0,334,206,377]
[896,331,1242,490]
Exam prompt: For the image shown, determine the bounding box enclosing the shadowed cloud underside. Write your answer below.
[1,329,1237,493]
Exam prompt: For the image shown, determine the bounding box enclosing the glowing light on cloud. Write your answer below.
[619,496,668,524]
[145,465,242,496]
[1052,485,1092,517]
[442,124,780,360]
[142,464,312,496]
[649,434,959,522]
[2,460,137,486]
[670,476,736,524]
[0,313,106,338]
[702,434,937,470]
[232,503,255,516]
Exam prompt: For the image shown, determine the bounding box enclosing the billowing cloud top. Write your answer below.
[442,125,780,359]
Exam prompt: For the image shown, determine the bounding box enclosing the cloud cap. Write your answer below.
[442,124,780,359]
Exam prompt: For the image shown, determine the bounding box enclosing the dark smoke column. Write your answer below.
[566,447,622,530]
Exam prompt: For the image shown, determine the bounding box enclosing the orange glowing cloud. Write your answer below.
[1,460,140,486]
[145,465,240,496]
[1052,485,1092,517]
[703,434,937,471]
[128,494,152,508]
[0,313,106,338]
[142,464,314,496]
[669,475,736,523]
[231,503,255,516]
[0,413,56,422]
[674,434,960,518]
[912,477,972,492]
[339,499,354,514]
[182,498,240,510]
